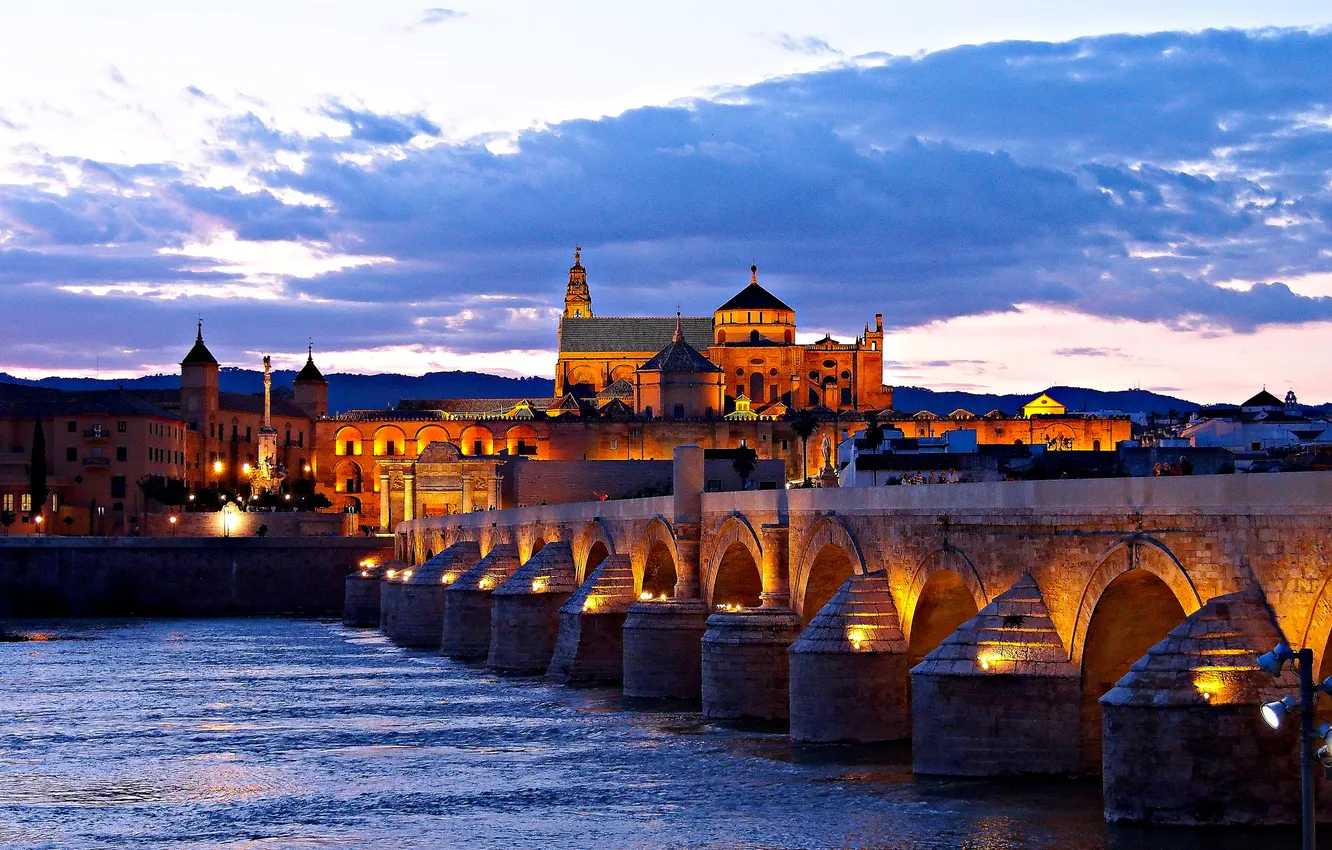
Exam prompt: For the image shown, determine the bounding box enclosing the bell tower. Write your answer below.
[563,246,593,318]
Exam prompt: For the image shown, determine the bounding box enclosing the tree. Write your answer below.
[863,411,885,486]
[0,511,14,536]
[790,409,818,485]
[62,515,75,535]
[732,442,758,489]
[29,414,47,531]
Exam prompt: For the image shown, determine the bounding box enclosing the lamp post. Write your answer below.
[169,515,177,537]
[1257,641,1332,850]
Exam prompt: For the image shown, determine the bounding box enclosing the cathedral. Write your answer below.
[554,249,894,417]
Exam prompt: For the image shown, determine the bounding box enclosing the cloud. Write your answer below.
[318,100,442,145]
[419,8,465,26]
[773,34,842,56]
[10,28,1332,377]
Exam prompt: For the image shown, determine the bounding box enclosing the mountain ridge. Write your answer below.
[1,371,1316,417]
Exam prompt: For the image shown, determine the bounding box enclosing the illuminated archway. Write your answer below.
[711,542,762,608]
[906,569,980,667]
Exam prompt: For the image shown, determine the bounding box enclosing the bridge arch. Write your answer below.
[574,519,616,583]
[479,524,512,557]
[1299,567,1332,679]
[706,515,764,608]
[1073,534,1198,772]
[639,517,679,599]
[792,516,868,625]
[1069,534,1202,667]
[521,526,557,564]
[902,545,987,666]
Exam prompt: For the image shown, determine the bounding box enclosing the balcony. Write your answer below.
[81,456,111,467]
[83,428,110,441]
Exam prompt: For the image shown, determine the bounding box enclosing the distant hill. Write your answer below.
[1,370,1314,419]
[0,369,556,415]
[891,386,1201,417]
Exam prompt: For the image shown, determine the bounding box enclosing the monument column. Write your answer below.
[379,473,391,531]
[402,472,415,522]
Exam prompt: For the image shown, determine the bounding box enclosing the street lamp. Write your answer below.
[168,515,178,537]
[34,515,43,535]
[213,459,224,475]
[1256,641,1332,850]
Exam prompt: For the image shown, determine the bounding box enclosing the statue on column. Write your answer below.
[248,355,287,495]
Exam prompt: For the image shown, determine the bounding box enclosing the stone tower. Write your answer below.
[179,320,219,430]
[562,247,593,319]
[293,342,329,419]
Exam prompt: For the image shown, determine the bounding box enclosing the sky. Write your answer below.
[3,2,1332,403]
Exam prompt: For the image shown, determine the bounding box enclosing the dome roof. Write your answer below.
[716,265,794,313]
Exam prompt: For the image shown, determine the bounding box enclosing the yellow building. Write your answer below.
[1022,393,1067,418]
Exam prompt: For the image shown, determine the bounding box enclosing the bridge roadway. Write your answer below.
[355,446,1332,826]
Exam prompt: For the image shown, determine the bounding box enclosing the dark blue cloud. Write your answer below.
[319,101,441,145]
[7,27,1332,372]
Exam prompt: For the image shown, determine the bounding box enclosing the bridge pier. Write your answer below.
[387,542,482,648]
[488,542,578,673]
[377,562,409,633]
[1102,587,1322,825]
[547,554,636,683]
[789,571,909,743]
[702,607,802,722]
[440,543,519,660]
[623,598,711,703]
[912,576,1080,775]
[343,560,384,627]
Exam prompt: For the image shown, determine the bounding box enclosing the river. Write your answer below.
[0,618,1293,849]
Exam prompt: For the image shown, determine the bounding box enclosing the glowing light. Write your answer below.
[242,462,252,474]
[360,570,369,578]
[303,464,311,473]
[977,651,1004,671]
[479,577,495,590]
[583,596,601,612]
[213,460,224,474]
[715,603,744,613]
[441,572,457,585]
[188,494,195,501]
[532,578,548,593]
[168,516,177,524]
[402,569,413,581]
[34,516,43,525]
[639,591,653,601]
[659,593,668,601]
[386,569,397,579]
[284,494,291,501]
[847,628,867,650]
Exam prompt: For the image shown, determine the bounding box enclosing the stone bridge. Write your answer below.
[356,446,1332,826]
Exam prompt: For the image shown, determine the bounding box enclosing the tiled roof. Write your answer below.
[559,316,713,353]
[596,379,635,399]
[448,543,520,592]
[217,391,312,420]
[561,554,636,614]
[638,338,723,373]
[181,323,218,365]
[0,385,185,420]
[1242,389,1284,408]
[717,281,794,312]
[294,354,326,383]
[407,541,481,585]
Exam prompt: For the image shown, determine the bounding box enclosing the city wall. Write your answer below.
[0,537,391,617]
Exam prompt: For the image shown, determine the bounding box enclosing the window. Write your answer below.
[50,493,60,511]
[66,447,76,462]
[705,479,723,493]
[245,427,252,442]
[116,447,128,462]
[781,439,789,450]
[2,494,12,511]
[673,404,685,420]
[385,441,396,456]
[344,440,356,456]
[20,493,31,512]
[117,421,127,433]
[609,439,618,450]
[67,421,77,433]
[209,423,215,438]
[472,440,483,456]
[841,388,852,405]
[110,476,126,498]
[750,330,760,343]
[231,424,238,440]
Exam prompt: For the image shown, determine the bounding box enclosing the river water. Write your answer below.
[0,618,1295,850]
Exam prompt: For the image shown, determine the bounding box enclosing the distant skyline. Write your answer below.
[4,4,1332,403]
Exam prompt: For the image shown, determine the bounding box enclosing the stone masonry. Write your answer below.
[702,607,802,722]
[440,543,519,660]
[387,541,482,648]
[488,542,579,673]
[547,553,636,683]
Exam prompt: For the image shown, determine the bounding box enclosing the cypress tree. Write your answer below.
[29,414,48,528]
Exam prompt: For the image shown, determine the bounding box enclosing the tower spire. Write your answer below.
[563,245,593,318]
[750,264,758,286]
[673,310,683,344]
[196,318,204,343]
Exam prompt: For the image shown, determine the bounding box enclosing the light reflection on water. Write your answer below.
[0,618,1305,849]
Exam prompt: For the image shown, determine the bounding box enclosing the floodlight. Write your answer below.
[1261,695,1297,729]
[1257,642,1294,677]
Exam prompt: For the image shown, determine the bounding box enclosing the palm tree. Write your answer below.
[863,411,885,486]
[790,409,818,485]
[732,441,758,489]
